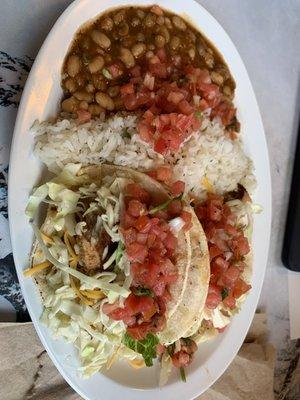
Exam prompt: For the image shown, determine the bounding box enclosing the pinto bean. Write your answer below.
[73,90,93,102]
[88,103,104,116]
[100,17,114,31]
[113,11,125,25]
[170,36,180,50]
[90,30,111,49]
[119,47,135,68]
[95,92,114,110]
[64,78,76,93]
[137,33,145,42]
[211,71,224,86]
[61,96,78,113]
[172,16,186,31]
[67,55,80,77]
[132,43,146,58]
[107,85,120,98]
[159,26,170,43]
[144,13,155,28]
[136,9,145,19]
[118,22,129,36]
[155,35,166,48]
[88,55,104,74]
[85,83,95,93]
[79,101,89,110]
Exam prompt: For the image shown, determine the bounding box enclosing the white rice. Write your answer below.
[32,113,256,200]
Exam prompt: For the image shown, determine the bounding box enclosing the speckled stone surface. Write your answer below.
[0,1,299,397]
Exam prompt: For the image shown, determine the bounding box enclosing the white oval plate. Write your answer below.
[8,0,271,399]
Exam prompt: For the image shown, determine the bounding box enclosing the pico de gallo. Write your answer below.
[103,181,192,342]
[195,193,251,320]
[62,5,239,152]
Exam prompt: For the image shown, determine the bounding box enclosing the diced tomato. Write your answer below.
[219,266,240,288]
[163,233,177,250]
[217,326,227,333]
[225,223,239,237]
[211,257,229,276]
[154,137,168,155]
[126,242,148,263]
[233,278,251,298]
[147,232,157,247]
[151,4,164,15]
[136,232,148,244]
[167,199,182,216]
[149,62,168,78]
[132,262,160,288]
[156,166,172,182]
[223,295,236,309]
[126,183,151,204]
[195,205,207,220]
[138,122,154,142]
[180,211,192,231]
[122,227,137,245]
[76,109,91,124]
[152,210,169,220]
[207,202,222,221]
[178,99,194,115]
[123,93,138,110]
[128,199,145,218]
[127,323,151,340]
[108,64,122,78]
[171,180,185,196]
[231,235,250,257]
[209,245,223,260]
[199,99,210,111]
[130,65,141,78]
[120,83,135,95]
[205,285,222,309]
[172,351,191,368]
[121,211,137,229]
[167,91,185,105]
[135,215,152,233]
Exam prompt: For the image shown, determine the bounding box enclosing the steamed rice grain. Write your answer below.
[32,114,256,200]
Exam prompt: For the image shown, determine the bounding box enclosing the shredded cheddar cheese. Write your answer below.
[23,260,52,277]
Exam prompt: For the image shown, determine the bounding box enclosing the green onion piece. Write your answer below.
[102,68,112,79]
[180,366,186,382]
[194,110,202,120]
[149,194,183,215]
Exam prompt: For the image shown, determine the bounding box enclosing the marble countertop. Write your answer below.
[0,1,299,398]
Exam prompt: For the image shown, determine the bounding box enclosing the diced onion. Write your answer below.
[168,217,185,233]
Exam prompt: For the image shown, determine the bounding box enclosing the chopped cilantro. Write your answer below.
[133,287,154,297]
[123,128,131,138]
[123,332,159,367]
[221,288,229,300]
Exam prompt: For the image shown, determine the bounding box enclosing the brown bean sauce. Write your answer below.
[61,5,236,121]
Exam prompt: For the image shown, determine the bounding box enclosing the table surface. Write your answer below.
[0,1,299,398]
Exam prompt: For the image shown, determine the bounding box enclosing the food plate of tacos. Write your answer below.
[8,0,271,399]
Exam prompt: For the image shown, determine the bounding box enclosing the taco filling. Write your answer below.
[25,164,210,377]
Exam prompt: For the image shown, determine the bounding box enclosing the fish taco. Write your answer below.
[25,163,210,377]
